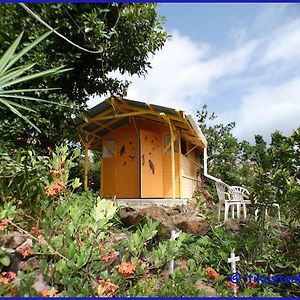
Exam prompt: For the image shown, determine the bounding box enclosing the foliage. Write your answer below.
[0,31,70,133]
[0,143,299,296]
[0,3,169,150]
[0,148,49,207]
[197,105,300,222]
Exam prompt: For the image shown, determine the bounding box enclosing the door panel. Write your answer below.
[140,130,163,198]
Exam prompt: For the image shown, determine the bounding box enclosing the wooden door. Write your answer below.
[140,130,163,198]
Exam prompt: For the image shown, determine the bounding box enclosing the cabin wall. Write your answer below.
[100,117,202,200]
[180,144,201,198]
[162,153,180,198]
[101,121,139,198]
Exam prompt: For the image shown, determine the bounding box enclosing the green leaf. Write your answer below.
[0,32,23,74]
[1,100,40,132]
[0,63,36,86]
[0,255,10,266]
[2,30,53,73]
[1,66,66,89]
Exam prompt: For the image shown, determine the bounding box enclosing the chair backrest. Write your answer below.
[215,181,230,201]
[230,186,249,200]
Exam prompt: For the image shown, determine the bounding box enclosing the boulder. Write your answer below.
[224,218,240,234]
[120,205,210,238]
[174,216,210,236]
[194,279,219,297]
[0,231,27,248]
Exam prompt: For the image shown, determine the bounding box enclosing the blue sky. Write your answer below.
[89,4,300,143]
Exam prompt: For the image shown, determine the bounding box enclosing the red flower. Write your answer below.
[0,219,9,231]
[40,288,59,297]
[31,226,43,235]
[101,250,117,263]
[18,241,33,259]
[226,281,238,290]
[2,272,17,281]
[94,279,119,297]
[247,279,257,288]
[205,267,219,281]
[115,262,137,277]
[45,180,67,196]
[0,277,8,284]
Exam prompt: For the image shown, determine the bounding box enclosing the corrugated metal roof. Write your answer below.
[79,97,207,149]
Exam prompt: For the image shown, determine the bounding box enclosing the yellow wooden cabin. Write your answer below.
[79,97,207,200]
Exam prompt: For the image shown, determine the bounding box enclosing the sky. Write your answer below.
[88,4,300,143]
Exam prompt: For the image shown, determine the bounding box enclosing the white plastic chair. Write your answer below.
[254,202,281,221]
[215,181,244,221]
[229,186,250,218]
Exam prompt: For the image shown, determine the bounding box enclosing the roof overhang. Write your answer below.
[78,96,207,150]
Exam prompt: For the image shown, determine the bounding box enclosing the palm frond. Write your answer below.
[0,31,71,132]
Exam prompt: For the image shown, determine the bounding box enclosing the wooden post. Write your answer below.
[168,120,176,199]
[84,143,89,191]
[178,135,182,199]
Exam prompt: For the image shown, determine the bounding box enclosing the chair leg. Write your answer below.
[243,202,247,218]
[231,204,235,219]
[218,202,221,221]
[224,202,229,221]
[237,203,241,219]
[272,203,281,221]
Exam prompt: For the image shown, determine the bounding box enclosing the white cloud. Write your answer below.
[87,9,300,143]
[260,18,300,65]
[105,30,257,114]
[232,76,300,142]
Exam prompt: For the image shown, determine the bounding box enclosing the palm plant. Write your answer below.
[0,31,71,132]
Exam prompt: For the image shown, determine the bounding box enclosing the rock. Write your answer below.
[32,269,50,293]
[0,231,27,248]
[224,219,240,234]
[120,204,210,238]
[194,279,219,297]
[175,216,210,236]
[20,257,38,271]
[120,206,173,238]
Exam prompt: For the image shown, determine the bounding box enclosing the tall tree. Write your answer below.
[0,3,168,150]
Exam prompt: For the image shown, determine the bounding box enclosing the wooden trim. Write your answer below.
[184,144,198,156]
[100,156,103,196]
[178,135,183,199]
[80,108,115,127]
[95,110,150,121]
[182,174,198,182]
[131,117,139,135]
[185,156,200,167]
[166,117,176,199]
[84,143,89,191]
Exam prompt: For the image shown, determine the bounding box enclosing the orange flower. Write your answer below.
[45,180,67,196]
[31,226,43,235]
[205,267,219,281]
[101,250,117,263]
[40,288,59,297]
[0,219,9,231]
[0,277,8,284]
[2,272,17,281]
[95,279,119,297]
[41,289,50,297]
[226,281,238,290]
[115,261,137,277]
[18,241,33,259]
[247,279,257,288]
[17,200,23,206]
